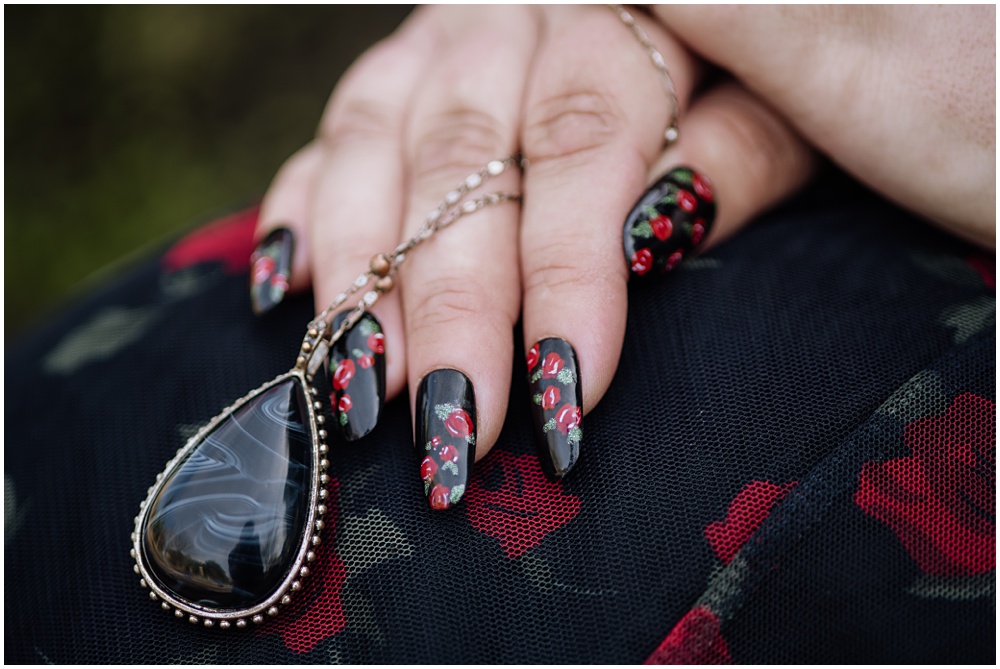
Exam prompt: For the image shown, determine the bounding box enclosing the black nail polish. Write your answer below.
[527,338,582,479]
[416,369,476,510]
[623,167,716,279]
[250,228,294,315]
[327,311,385,441]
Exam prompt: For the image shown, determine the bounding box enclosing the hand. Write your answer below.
[653,5,996,250]
[251,5,816,507]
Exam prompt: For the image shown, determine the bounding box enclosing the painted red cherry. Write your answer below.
[429,484,451,510]
[677,189,697,213]
[420,456,438,481]
[431,436,442,448]
[554,404,582,434]
[367,331,385,355]
[631,248,653,275]
[332,358,356,391]
[650,215,673,241]
[338,394,352,413]
[252,255,275,285]
[526,343,540,371]
[541,353,564,379]
[541,385,561,410]
[445,409,473,438]
[692,172,714,203]
[357,354,375,369]
[691,219,706,246]
[440,444,460,463]
[665,250,684,271]
[270,272,289,292]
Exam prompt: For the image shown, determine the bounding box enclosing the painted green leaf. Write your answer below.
[424,480,431,495]
[542,418,557,434]
[435,402,458,422]
[450,484,466,504]
[467,432,476,447]
[533,393,543,405]
[351,347,365,359]
[530,369,544,383]
[425,441,433,452]
[630,221,653,238]
[339,412,349,426]
[567,426,583,446]
[359,319,378,335]
[670,168,693,185]
[556,368,576,385]
[442,460,459,476]
[642,205,660,219]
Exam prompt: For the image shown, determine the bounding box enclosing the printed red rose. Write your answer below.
[677,189,698,213]
[332,359,356,391]
[665,250,684,271]
[645,605,731,665]
[465,451,582,559]
[691,220,706,246]
[338,394,352,414]
[541,353,564,379]
[704,480,797,565]
[554,404,582,434]
[429,484,451,510]
[252,255,276,285]
[420,456,438,481]
[440,444,460,463]
[631,248,653,275]
[526,343,540,371]
[367,331,385,354]
[692,173,714,203]
[650,215,673,241]
[445,409,474,438]
[856,392,996,576]
[162,206,259,275]
[541,385,561,410]
[357,354,375,369]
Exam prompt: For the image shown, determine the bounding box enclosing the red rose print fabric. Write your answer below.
[161,206,259,274]
[465,451,582,559]
[645,605,731,665]
[704,480,798,565]
[856,393,996,576]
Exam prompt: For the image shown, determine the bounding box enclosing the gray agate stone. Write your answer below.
[142,378,313,609]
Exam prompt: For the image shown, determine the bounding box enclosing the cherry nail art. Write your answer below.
[527,338,582,479]
[416,369,476,510]
[250,228,294,315]
[327,311,385,441]
[623,167,716,279]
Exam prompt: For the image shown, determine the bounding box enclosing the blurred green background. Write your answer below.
[5,5,412,341]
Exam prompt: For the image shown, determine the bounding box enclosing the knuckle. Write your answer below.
[405,273,514,337]
[410,108,511,184]
[323,98,398,146]
[522,90,625,163]
[523,239,625,296]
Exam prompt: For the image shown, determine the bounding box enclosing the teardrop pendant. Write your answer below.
[131,370,329,628]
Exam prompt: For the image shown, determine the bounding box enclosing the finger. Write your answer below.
[252,142,325,315]
[631,81,818,263]
[310,15,440,440]
[519,6,698,479]
[401,6,538,510]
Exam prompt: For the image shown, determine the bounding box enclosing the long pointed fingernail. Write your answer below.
[623,167,716,279]
[527,338,582,479]
[250,227,294,314]
[328,311,385,441]
[416,369,476,510]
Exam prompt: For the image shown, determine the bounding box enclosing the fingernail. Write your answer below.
[250,227,294,315]
[527,338,582,479]
[623,167,716,279]
[416,369,476,511]
[328,311,385,441]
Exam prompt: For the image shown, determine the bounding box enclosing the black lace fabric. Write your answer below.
[5,174,994,663]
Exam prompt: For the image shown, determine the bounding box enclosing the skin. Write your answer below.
[256,5,993,466]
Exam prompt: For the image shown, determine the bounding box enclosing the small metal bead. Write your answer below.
[291,581,302,591]
[363,290,379,306]
[300,566,310,578]
[306,551,316,562]
[465,173,482,189]
[319,488,328,499]
[219,621,231,630]
[317,504,327,516]
[189,616,199,625]
[313,401,322,411]
[252,615,264,625]
[316,415,325,425]
[320,473,330,485]
[267,606,279,617]
[139,579,148,589]
[320,459,329,471]
[370,253,391,277]
[281,595,292,605]
[487,160,505,176]
[315,519,325,532]
[130,548,136,558]
[131,532,136,541]
[319,444,329,455]
[308,328,319,338]
[175,609,184,618]
[236,619,248,629]
[461,201,478,214]
[133,564,140,574]
[301,341,313,352]
[149,592,158,601]
[318,429,327,440]
[310,387,318,397]
[204,619,214,628]
[664,126,679,143]
[161,602,171,610]
[311,535,322,547]
[297,355,307,366]
[445,190,461,205]
[156,472,163,481]
[354,273,369,288]
[139,500,146,509]
[374,276,394,293]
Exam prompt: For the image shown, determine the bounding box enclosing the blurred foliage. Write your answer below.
[5,5,412,340]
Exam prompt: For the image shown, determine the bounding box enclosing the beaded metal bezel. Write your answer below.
[130,369,329,629]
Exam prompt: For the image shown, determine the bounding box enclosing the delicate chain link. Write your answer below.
[296,156,523,376]
[608,4,680,146]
